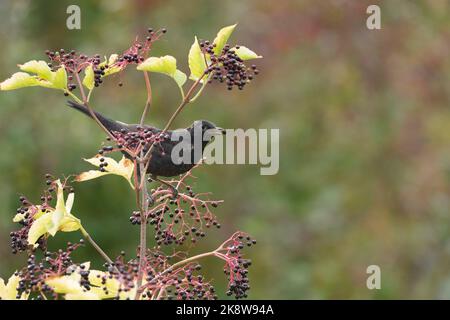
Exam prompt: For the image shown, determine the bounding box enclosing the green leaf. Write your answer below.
[26,180,82,246]
[173,69,187,88]
[82,65,95,90]
[19,60,54,81]
[27,211,52,246]
[75,155,135,189]
[137,56,187,90]
[0,273,29,300]
[137,55,177,75]
[188,36,207,82]
[52,67,67,89]
[47,180,67,236]
[213,24,237,55]
[102,54,122,77]
[232,46,262,60]
[0,72,41,90]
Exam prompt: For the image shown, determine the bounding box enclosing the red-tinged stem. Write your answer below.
[140,71,152,126]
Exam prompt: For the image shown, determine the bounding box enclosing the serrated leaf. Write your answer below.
[0,72,41,90]
[232,46,262,60]
[52,66,67,89]
[188,36,207,82]
[19,60,53,81]
[75,155,135,189]
[213,24,237,55]
[82,65,95,90]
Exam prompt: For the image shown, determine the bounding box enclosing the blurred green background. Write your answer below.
[1,0,450,299]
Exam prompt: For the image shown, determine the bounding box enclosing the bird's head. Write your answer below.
[190,120,225,143]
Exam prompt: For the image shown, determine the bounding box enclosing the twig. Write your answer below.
[80,227,114,265]
[135,155,149,299]
[139,72,152,126]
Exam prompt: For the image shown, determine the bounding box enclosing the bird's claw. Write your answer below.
[147,192,155,207]
[169,187,178,200]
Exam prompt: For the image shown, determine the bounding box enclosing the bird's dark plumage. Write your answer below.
[67,101,224,177]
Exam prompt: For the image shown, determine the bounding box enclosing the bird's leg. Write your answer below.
[145,177,155,207]
[147,190,155,206]
[151,175,178,199]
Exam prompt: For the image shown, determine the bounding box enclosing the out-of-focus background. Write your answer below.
[1,0,450,299]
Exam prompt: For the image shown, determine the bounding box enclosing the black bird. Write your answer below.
[66,101,225,182]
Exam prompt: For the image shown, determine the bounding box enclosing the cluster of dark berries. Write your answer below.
[220,232,255,299]
[97,156,110,172]
[146,183,222,246]
[45,49,114,92]
[110,126,169,155]
[10,176,73,253]
[134,250,217,300]
[129,211,142,225]
[14,240,85,300]
[42,27,167,94]
[198,40,259,90]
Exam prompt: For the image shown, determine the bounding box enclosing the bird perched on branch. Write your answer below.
[66,101,224,183]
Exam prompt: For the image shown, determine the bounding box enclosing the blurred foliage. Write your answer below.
[1,0,450,299]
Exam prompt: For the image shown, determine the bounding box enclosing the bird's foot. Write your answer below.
[169,186,178,200]
[146,191,155,207]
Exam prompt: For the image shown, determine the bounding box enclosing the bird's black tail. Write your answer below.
[66,101,126,132]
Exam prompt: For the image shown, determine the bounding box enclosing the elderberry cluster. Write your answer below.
[10,176,73,253]
[43,27,168,94]
[111,126,170,155]
[14,240,85,300]
[135,250,217,300]
[45,49,113,92]
[144,183,222,246]
[199,40,259,90]
[222,233,256,299]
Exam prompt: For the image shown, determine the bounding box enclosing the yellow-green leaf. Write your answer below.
[27,211,52,246]
[75,155,135,189]
[46,275,82,294]
[52,66,67,89]
[137,56,187,89]
[213,24,237,55]
[0,273,28,300]
[19,60,53,81]
[102,54,122,77]
[232,46,262,60]
[13,212,26,222]
[188,36,207,82]
[26,180,82,246]
[59,214,82,232]
[82,65,95,90]
[137,55,177,75]
[173,69,187,88]
[0,72,41,90]
[47,180,68,236]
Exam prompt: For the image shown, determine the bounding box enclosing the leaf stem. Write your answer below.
[80,227,114,265]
